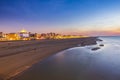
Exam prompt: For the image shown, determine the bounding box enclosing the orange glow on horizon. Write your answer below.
[61,29,120,36]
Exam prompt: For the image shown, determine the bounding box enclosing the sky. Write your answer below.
[0,0,120,36]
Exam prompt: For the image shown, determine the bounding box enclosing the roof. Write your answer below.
[20,29,27,33]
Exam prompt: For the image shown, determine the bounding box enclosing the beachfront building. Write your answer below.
[0,29,86,41]
[29,33,37,40]
[34,33,41,40]
[40,33,63,39]
[19,29,30,40]
[6,33,20,40]
[0,32,3,37]
[0,32,7,41]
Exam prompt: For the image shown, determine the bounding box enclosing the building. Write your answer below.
[0,32,6,41]
[19,29,30,40]
[6,33,20,40]
[0,32,3,38]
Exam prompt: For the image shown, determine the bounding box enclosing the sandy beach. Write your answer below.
[0,37,97,80]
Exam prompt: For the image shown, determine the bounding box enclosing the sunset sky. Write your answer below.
[0,0,120,36]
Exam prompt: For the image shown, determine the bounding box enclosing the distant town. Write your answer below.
[0,29,86,41]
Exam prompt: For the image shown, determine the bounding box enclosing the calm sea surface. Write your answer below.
[14,37,120,80]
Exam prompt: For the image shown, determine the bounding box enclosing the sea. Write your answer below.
[13,36,120,80]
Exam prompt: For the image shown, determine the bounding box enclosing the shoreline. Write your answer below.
[0,37,98,80]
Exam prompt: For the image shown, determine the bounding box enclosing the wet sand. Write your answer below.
[0,37,97,80]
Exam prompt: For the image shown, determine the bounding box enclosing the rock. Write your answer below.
[99,44,104,47]
[96,39,103,41]
[91,47,100,51]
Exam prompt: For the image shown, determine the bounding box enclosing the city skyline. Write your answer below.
[0,0,120,36]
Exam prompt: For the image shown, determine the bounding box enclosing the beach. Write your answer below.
[0,37,97,80]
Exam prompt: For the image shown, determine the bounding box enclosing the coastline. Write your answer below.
[0,37,98,80]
